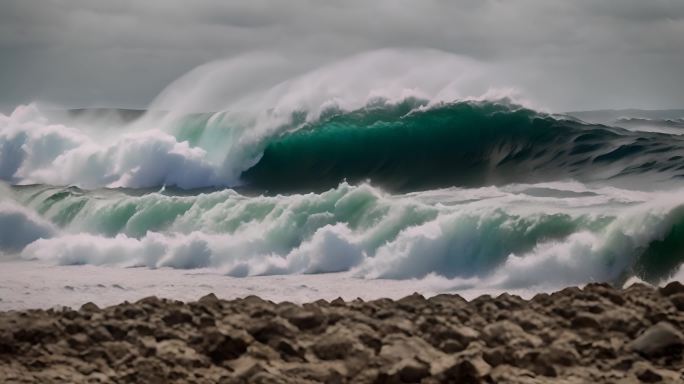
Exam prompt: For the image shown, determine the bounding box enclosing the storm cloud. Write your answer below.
[1,0,683,111]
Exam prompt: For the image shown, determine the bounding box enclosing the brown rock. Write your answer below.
[247,317,297,343]
[379,334,445,366]
[629,321,684,357]
[156,339,206,367]
[659,281,684,296]
[397,292,427,312]
[198,292,219,304]
[483,320,542,348]
[632,362,663,383]
[542,342,580,366]
[440,355,491,383]
[204,330,249,363]
[395,358,431,383]
[571,313,602,329]
[80,302,100,312]
[13,319,57,344]
[330,297,346,306]
[162,308,193,326]
[313,328,362,360]
[668,293,684,311]
[281,307,326,330]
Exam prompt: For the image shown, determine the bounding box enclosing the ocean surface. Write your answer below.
[2,53,684,308]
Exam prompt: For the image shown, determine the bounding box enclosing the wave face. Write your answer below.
[3,181,684,290]
[242,101,684,192]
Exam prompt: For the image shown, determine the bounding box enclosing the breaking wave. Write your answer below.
[2,181,683,289]
[242,101,684,192]
[3,100,684,192]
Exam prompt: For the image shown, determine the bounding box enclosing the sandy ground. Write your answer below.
[0,260,551,311]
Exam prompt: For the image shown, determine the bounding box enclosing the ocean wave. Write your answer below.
[2,50,682,191]
[0,105,218,189]
[242,100,684,192]
[3,100,684,192]
[0,200,55,253]
[4,181,684,288]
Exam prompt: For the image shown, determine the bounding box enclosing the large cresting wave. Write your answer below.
[241,100,684,192]
[3,100,684,192]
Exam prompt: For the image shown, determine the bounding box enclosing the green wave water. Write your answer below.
[241,101,684,192]
[3,181,684,286]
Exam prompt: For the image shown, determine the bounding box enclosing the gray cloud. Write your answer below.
[1,0,683,111]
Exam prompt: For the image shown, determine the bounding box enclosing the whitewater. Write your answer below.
[2,50,684,309]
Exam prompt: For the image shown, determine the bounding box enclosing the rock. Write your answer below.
[100,341,136,365]
[313,327,362,360]
[483,320,542,348]
[198,292,219,304]
[397,293,427,312]
[67,333,90,349]
[440,355,491,383]
[156,339,206,367]
[428,293,467,308]
[230,356,274,380]
[379,334,445,366]
[198,315,216,327]
[3,285,684,383]
[273,338,304,361]
[541,342,580,366]
[80,302,100,312]
[136,296,163,308]
[387,358,431,383]
[330,297,346,306]
[281,362,345,382]
[421,317,480,352]
[247,317,297,343]
[571,313,602,329]
[659,281,684,297]
[668,293,684,311]
[280,307,326,330]
[632,362,663,383]
[204,330,249,363]
[126,357,169,384]
[0,333,16,354]
[162,309,193,326]
[628,321,684,356]
[590,337,623,359]
[13,320,57,344]
[440,326,480,352]
[120,306,145,319]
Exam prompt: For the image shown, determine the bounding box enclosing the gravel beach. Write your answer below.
[2,282,684,383]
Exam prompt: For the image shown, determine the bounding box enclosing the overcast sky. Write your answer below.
[2,0,683,112]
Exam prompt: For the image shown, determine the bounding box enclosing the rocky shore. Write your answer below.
[1,282,684,383]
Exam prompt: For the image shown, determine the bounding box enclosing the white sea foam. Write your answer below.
[8,181,683,290]
[0,105,218,189]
